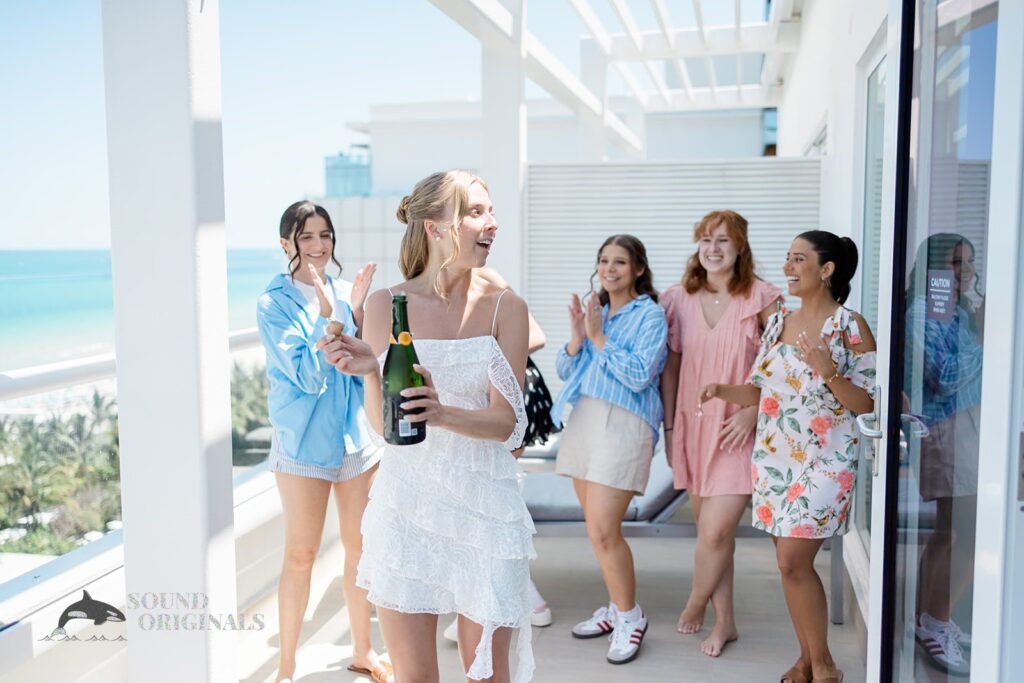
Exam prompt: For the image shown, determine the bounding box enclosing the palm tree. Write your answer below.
[88,390,117,435]
[4,418,75,529]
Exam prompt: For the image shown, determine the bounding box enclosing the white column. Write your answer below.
[480,0,527,292]
[101,1,237,681]
[579,39,608,162]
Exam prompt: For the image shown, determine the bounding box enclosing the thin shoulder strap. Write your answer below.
[491,289,510,336]
[387,287,394,297]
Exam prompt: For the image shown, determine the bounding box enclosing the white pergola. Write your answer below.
[428,0,801,290]
[96,2,801,679]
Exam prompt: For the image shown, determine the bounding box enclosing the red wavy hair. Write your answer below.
[682,209,758,296]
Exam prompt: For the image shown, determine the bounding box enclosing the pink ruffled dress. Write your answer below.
[660,279,781,496]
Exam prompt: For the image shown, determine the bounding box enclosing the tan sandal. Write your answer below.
[347,660,395,683]
[781,665,811,683]
[812,669,844,683]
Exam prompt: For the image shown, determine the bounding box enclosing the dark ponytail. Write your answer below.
[796,230,858,304]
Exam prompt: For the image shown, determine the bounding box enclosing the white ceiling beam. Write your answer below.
[692,0,707,43]
[567,0,648,109]
[644,84,781,112]
[691,0,716,101]
[760,0,797,88]
[613,62,650,107]
[523,33,601,116]
[649,0,693,99]
[608,0,669,106]
[566,0,611,54]
[607,22,800,61]
[428,0,513,39]
[704,55,718,101]
[429,0,643,155]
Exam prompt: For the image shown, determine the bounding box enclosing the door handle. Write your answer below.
[856,412,884,439]
[901,413,930,438]
[857,384,884,476]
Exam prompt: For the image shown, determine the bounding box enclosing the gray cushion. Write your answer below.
[523,440,681,522]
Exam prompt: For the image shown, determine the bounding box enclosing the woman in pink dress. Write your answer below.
[660,210,781,657]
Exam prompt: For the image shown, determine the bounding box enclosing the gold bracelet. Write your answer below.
[825,371,840,385]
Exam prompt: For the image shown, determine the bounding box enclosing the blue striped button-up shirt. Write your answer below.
[550,294,669,441]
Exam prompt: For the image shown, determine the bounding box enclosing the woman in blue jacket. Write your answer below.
[257,201,391,683]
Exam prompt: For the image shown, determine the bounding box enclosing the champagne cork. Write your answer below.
[326,321,344,337]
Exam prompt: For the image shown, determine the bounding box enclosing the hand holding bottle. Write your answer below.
[398,364,448,428]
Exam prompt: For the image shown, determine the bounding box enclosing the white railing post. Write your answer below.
[101,0,237,680]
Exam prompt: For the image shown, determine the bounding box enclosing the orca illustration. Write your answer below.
[50,590,125,638]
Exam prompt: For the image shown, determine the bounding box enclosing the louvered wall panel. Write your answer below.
[525,159,822,394]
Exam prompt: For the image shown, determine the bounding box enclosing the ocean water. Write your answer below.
[0,249,284,372]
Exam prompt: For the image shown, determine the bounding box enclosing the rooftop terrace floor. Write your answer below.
[238,534,867,682]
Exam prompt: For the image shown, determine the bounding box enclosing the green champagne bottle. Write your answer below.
[382,294,426,445]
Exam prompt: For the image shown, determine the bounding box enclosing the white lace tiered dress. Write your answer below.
[357,335,536,682]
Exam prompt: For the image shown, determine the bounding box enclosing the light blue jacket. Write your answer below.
[550,295,668,443]
[256,273,372,480]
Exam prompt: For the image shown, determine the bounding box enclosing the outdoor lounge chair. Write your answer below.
[519,434,846,624]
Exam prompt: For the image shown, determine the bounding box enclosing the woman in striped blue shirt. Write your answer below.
[550,234,668,666]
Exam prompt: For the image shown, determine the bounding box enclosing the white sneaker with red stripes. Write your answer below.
[606,608,648,665]
[571,605,616,639]
[915,613,969,676]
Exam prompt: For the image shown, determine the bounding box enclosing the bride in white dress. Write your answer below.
[321,170,535,683]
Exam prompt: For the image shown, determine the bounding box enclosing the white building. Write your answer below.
[349,99,767,195]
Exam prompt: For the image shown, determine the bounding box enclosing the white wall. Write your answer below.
[354,100,764,195]
[776,0,889,259]
[525,159,821,396]
[318,196,407,291]
[647,110,765,159]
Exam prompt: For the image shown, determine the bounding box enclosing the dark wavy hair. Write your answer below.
[907,232,984,303]
[279,201,343,279]
[591,234,658,306]
[795,230,859,304]
[683,209,759,296]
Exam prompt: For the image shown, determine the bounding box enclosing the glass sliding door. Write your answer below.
[857,56,887,549]
[885,1,999,680]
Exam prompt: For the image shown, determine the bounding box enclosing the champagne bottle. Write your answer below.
[382,294,426,445]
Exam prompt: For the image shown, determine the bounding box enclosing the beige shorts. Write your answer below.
[555,396,655,495]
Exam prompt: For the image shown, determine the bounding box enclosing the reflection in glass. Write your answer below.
[890,1,997,680]
[905,234,984,677]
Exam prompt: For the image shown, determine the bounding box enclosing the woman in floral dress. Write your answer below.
[700,231,876,683]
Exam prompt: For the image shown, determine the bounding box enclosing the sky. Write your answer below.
[0,0,760,250]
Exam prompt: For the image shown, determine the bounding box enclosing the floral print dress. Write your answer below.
[748,307,876,538]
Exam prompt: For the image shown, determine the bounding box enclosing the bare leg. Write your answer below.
[677,494,706,633]
[456,616,515,683]
[274,473,331,682]
[776,537,839,680]
[572,477,588,510]
[376,608,440,683]
[772,536,811,680]
[332,465,388,675]
[692,495,748,656]
[918,496,977,622]
[583,482,638,611]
